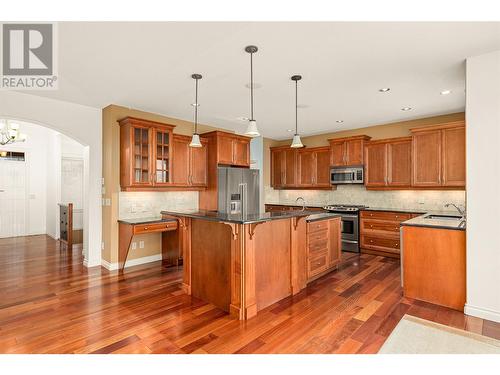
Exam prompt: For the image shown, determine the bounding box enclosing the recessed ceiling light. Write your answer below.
[245,83,262,89]
[440,89,452,95]
[379,88,391,92]
[336,120,344,123]
[401,107,412,111]
[287,129,293,132]
[236,116,249,121]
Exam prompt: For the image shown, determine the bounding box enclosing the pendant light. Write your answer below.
[189,73,203,148]
[244,45,260,137]
[290,75,304,148]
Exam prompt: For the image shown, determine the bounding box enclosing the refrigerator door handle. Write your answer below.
[239,183,247,216]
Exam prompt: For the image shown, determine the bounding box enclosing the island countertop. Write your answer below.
[161,209,340,224]
[400,211,466,231]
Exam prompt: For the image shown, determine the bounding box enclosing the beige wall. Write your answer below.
[102,104,222,265]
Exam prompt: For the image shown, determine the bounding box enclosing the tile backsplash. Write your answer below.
[119,191,199,219]
[265,185,465,212]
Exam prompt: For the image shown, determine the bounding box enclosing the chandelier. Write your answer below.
[0,120,27,146]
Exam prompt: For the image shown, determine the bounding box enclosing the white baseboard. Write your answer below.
[465,303,500,323]
[101,253,163,271]
[83,257,101,268]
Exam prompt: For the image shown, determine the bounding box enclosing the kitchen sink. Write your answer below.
[424,214,463,220]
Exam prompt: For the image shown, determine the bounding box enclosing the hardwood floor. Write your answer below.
[0,234,498,354]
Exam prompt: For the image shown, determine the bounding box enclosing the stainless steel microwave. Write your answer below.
[330,166,364,184]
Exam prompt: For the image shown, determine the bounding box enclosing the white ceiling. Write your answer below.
[29,22,500,139]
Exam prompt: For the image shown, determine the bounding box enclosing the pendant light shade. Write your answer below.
[290,75,304,148]
[244,45,261,138]
[189,73,203,148]
[291,134,304,148]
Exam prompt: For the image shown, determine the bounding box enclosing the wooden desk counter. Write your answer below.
[118,217,179,271]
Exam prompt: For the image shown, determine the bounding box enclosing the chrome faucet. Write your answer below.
[295,197,306,211]
[445,203,466,219]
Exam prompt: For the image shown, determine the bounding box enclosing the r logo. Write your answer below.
[2,24,53,76]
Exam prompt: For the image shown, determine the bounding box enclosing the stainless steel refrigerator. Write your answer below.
[217,167,260,215]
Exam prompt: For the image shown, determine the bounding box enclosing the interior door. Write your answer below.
[0,158,27,238]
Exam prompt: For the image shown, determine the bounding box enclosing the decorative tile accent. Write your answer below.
[119,191,199,219]
[265,185,465,211]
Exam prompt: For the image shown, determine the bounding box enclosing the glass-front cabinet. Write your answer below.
[119,117,174,189]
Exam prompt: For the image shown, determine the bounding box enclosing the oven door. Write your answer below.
[340,214,360,253]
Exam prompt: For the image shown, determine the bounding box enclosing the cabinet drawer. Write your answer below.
[361,219,401,234]
[307,220,329,234]
[308,239,329,256]
[133,221,178,234]
[360,210,412,222]
[361,235,400,254]
[308,228,328,244]
[308,253,329,278]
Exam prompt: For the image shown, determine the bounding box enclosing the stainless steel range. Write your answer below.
[323,204,367,253]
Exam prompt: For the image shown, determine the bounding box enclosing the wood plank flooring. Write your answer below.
[0,234,498,354]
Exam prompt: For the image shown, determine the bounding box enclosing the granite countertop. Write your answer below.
[400,211,466,231]
[118,217,177,225]
[160,209,340,224]
[360,207,427,214]
[265,202,327,209]
[305,213,341,222]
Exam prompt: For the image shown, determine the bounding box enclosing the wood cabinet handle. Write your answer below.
[395,243,399,247]
[144,227,148,230]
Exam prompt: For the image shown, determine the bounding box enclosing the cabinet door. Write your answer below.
[328,218,342,267]
[412,130,442,186]
[233,138,250,166]
[153,129,173,185]
[298,150,314,186]
[388,140,411,187]
[330,141,345,166]
[271,150,284,188]
[364,143,387,187]
[315,149,331,187]
[190,140,208,186]
[345,139,364,166]
[442,126,465,187]
[283,149,297,187]
[172,136,190,185]
[131,126,153,186]
[218,135,234,165]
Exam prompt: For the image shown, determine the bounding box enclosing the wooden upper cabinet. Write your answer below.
[172,134,208,187]
[270,147,298,188]
[365,137,412,189]
[411,121,465,188]
[330,141,345,167]
[387,139,412,187]
[328,135,371,167]
[412,129,442,187]
[271,148,284,188]
[298,150,315,186]
[119,117,174,190]
[315,148,331,187]
[202,131,250,167]
[364,142,388,187]
[442,126,466,187]
[298,147,331,187]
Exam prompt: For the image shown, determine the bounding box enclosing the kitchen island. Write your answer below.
[161,209,341,320]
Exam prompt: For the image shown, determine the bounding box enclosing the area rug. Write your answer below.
[378,314,500,354]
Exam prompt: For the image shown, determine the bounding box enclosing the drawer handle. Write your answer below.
[370,225,373,228]
[395,243,399,247]
[370,240,373,243]
[144,227,148,230]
